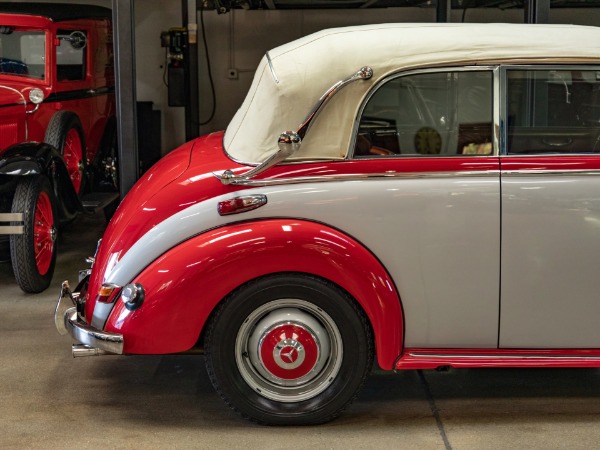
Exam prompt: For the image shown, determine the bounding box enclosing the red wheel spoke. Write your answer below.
[33,191,55,275]
[64,129,83,193]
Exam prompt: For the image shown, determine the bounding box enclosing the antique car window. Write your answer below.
[506,68,600,154]
[56,30,87,81]
[354,70,493,157]
[0,29,45,79]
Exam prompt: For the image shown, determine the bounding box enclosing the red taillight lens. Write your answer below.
[218,194,267,216]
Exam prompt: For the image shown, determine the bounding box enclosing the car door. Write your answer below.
[499,66,600,348]
[352,67,501,348]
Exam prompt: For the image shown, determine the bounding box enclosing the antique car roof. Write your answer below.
[0,3,111,21]
[224,23,600,164]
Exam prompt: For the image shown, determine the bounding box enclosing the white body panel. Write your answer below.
[108,174,500,348]
[500,173,600,348]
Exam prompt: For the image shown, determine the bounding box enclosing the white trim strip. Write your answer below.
[0,226,23,234]
[0,213,23,222]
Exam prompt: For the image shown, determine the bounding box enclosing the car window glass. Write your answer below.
[507,69,600,154]
[56,29,86,81]
[354,70,493,157]
[0,30,45,79]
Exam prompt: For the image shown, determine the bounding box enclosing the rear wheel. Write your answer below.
[205,274,373,425]
[45,111,85,194]
[10,176,57,293]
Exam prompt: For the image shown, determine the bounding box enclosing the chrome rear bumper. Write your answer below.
[55,280,124,355]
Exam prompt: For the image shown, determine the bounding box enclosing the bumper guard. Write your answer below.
[55,280,124,355]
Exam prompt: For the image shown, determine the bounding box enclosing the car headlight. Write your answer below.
[28,88,44,104]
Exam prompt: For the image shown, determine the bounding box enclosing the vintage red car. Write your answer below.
[57,23,600,425]
[0,3,116,293]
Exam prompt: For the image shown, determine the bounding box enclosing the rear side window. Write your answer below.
[56,29,87,81]
[506,69,600,154]
[354,70,493,157]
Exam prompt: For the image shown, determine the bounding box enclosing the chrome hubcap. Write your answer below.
[236,300,342,402]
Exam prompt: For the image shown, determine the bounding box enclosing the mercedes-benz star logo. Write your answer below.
[273,339,305,370]
[280,346,297,363]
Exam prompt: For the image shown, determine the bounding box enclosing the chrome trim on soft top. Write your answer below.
[218,132,301,185]
[266,52,279,84]
[216,66,373,186]
[296,66,373,140]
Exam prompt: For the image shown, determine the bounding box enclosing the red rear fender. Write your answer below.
[104,219,403,369]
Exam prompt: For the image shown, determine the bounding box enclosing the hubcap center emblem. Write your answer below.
[273,338,305,370]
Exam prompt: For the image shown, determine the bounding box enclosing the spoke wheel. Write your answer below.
[63,128,84,193]
[205,274,373,425]
[10,176,58,293]
[45,111,86,195]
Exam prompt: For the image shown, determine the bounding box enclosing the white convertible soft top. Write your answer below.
[223,23,600,163]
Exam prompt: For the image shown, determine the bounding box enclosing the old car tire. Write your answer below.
[10,176,57,293]
[205,274,374,425]
[45,111,86,195]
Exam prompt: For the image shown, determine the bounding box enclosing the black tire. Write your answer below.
[45,111,86,195]
[10,176,58,293]
[205,274,374,425]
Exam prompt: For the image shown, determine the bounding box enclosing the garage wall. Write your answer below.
[14,1,600,156]
[197,7,600,138]
[133,0,185,153]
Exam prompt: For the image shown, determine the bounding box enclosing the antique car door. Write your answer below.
[353,67,501,348]
[499,66,600,348]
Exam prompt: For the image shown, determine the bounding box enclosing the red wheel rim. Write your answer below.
[63,128,83,193]
[34,191,55,275]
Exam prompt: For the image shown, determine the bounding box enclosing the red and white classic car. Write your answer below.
[57,23,600,425]
[0,3,116,293]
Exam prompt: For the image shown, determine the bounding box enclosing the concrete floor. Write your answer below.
[1,213,600,450]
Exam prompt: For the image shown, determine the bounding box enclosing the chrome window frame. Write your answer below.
[348,65,500,160]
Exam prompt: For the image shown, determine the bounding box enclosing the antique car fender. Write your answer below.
[0,142,81,223]
[104,218,404,370]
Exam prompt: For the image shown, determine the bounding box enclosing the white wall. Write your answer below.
[134,0,185,153]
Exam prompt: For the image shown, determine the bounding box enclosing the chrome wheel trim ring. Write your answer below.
[235,299,343,403]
